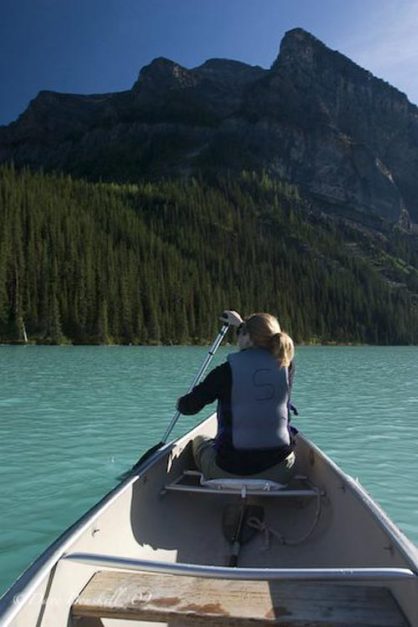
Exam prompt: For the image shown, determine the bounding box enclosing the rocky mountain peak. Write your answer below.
[194,58,265,84]
[271,28,327,71]
[197,58,252,71]
[274,27,412,107]
[133,57,196,92]
[273,26,371,88]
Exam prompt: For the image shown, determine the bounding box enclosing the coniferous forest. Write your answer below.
[0,163,417,345]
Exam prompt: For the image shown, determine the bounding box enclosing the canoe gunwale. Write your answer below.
[63,552,418,582]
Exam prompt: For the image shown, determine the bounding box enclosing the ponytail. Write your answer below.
[270,332,294,368]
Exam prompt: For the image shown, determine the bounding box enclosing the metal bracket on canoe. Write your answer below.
[161,470,325,498]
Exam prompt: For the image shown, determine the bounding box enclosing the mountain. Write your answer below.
[1,28,418,229]
[0,29,417,344]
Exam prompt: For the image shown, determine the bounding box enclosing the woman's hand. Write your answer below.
[219,310,243,327]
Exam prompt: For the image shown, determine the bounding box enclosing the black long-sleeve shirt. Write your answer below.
[178,361,295,475]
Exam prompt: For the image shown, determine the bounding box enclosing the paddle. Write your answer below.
[117,320,230,481]
[223,503,265,567]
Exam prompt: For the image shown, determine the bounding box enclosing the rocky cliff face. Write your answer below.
[1,28,418,226]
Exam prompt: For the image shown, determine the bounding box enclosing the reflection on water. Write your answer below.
[0,345,417,594]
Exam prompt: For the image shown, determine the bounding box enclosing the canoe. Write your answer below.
[0,413,417,626]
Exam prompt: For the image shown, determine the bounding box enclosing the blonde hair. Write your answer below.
[244,313,294,368]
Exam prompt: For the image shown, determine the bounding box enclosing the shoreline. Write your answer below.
[1,339,417,348]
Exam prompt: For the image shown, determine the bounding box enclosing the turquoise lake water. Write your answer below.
[0,345,417,596]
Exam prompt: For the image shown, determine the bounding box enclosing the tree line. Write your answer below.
[0,163,417,345]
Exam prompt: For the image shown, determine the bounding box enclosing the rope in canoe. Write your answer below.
[247,490,322,547]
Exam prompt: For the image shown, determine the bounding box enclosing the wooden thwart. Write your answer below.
[71,569,408,626]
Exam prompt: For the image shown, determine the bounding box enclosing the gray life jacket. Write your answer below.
[227,347,290,450]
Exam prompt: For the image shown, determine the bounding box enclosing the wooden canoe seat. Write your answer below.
[162,470,322,498]
[71,570,408,626]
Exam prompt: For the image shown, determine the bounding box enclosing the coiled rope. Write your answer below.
[247,489,322,548]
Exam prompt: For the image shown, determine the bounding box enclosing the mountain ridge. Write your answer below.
[1,28,418,229]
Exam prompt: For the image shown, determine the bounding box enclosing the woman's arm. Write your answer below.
[177,363,230,415]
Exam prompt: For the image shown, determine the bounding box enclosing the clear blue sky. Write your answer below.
[2,0,418,125]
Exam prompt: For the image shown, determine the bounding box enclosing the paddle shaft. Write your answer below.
[161,323,229,443]
[118,322,230,480]
[229,504,246,568]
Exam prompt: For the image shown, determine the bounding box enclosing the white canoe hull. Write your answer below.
[1,414,417,626]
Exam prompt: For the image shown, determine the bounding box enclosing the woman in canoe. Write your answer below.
[177,311,296,482]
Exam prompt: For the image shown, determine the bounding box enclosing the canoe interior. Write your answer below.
[2,414,418,626]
